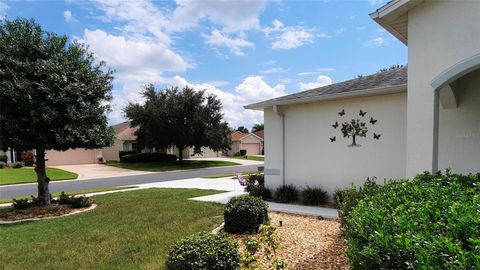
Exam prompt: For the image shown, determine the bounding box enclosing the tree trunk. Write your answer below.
[352,135,356,145]
[34,149,51,205]
[178,146,183,162]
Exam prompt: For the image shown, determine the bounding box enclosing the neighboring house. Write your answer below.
[253,130,265,154]
[228,131,264,156]
[43,121,222,165]
[245,0,480,193]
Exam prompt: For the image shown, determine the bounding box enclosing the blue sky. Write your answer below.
[1,0,407,129]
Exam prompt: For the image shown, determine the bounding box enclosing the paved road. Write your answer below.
[0,164,261,199]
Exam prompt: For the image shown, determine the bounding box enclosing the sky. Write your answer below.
[1,0,407,129]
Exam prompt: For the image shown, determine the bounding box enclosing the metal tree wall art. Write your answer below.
[330,109,381,147]
[341,119,367,146]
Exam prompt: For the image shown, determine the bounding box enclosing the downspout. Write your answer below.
[273,105,285,186]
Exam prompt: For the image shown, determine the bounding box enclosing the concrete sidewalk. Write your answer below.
[189,157,264,166]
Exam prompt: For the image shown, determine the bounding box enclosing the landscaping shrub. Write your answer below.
[21,151,34,166]
[341,170,480,269]
[301,186,329,206]
[0,161,4,169]
[247,173,265,187]
[248,185,272,200]
[12,162,23,168]
[166,232,239,270]
[239,149,247,156]
[224,195,269,233]
[12,198,31,209]
[273,185,299,203]
[0,154,7,162]
[118,150,138,159]
[120,152,177,163]
[57,192,93,208]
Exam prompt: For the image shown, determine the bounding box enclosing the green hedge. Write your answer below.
[120,152,177,163]
[166,232,239,270]
[340,170,480,269]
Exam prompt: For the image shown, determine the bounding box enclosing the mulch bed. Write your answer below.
[231,212,349,270]
[0,204,79,221]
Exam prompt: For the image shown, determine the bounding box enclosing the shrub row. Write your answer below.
[12,193,93,209]
[120,152,177,163]
[339,170,480,269]
[119,150,138,159]
[247,182,330,206]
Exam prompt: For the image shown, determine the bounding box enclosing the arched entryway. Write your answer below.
[431,54,480,173]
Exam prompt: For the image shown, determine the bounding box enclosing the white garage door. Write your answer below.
[241,143,260,155]
[46,149,99,166]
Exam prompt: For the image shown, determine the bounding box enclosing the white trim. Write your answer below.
[430,53,480,90]
[238,133,264,142]
[244,85,407,110]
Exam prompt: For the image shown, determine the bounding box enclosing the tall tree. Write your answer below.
[0,18,114,204]
[251,123,264,133]
[236,126,249,133]
[124,85,231,162]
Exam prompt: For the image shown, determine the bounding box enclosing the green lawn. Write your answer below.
[0,168,78,185]
[0,186,135,204]
[202,170,259,179]
[107,160,240,172]
[0,188,223,269]
[229,155,264,161]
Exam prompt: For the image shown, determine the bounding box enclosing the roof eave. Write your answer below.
[244,84,407,110]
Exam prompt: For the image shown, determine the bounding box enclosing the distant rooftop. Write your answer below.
[245,67,407,110]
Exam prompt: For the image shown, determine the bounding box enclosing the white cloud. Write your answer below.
[264,19,320,50]
[336,28,345,34]
[369,0,385,6]
[299,75,333,91]
[0,2,9,18]
[259,67,286,74]
[355,26,366,31]
[171,76,285,127]
[64,10,74,23]
[349,14,358,20]
[364,37,389,47]
[171,0,267,33]
[203,29,254,56]
[297,68,335,76]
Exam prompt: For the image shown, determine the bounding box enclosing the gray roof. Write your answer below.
[245,67,407,109]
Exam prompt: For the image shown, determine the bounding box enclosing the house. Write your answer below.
[245,0,480,193]
[253,130,265,155]
[228,131,264,156]
[45,122,223,165]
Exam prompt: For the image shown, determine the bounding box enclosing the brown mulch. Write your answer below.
[231,212,349,270]
[0,204,75,221]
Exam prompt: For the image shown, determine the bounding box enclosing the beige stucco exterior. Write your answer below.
[256,1,480,193]
[264,92,408,193]
[406,1,480,176]
[228,134,263,156]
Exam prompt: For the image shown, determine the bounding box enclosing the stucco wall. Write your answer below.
[406,1,480,176]
[101,138,123,161]
[438,70,480,173]
[265,92,407,193]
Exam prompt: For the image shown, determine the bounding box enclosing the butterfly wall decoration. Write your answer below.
[329,109,381,146]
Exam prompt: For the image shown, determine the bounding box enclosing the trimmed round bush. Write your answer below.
[166,232,239,270]
[0,161,5,169]
[224,195,269,233]
[273,185,299,203]
[248,185,272,200]
[301,186,329,206]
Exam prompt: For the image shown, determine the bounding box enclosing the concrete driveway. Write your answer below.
[189,157,264,166]
[51,164,152,180]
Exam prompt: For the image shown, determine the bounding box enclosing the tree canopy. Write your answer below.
[236,126,249,133]
[124,85,231,161]
[251,123,264,133]
[0,18,114,204]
